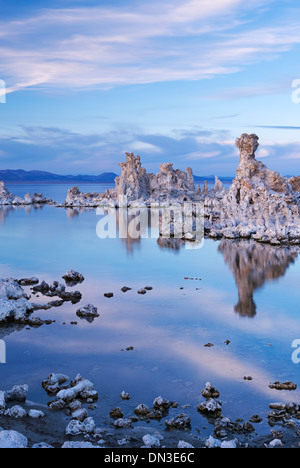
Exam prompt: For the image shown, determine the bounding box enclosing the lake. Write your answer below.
[1,183,300,444]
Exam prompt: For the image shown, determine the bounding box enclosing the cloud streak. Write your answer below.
[1,0,297,94]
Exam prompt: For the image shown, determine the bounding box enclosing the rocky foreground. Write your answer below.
[0,375,300,448]
[1,271,300,448]
[63,134,300,245]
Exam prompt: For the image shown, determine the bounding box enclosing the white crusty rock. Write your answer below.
[221,439,238,449]
[62,441,100,448]
[5,384,29,402]
[65,153,199,207]
[197,398,222,417]
[0,392,6,411]
[164,413,191,429]
[178,440,194,449]
[32,442,54,448]
[205,436,222,449]
[56,374,98,402]
[206,134,300,244]
[65,417,96,436]
[0,279,33,323]
[0,430,28,448]
[114,418,133,428]
[142,434,161,448]
[4,405,27,419]
[42,373,70,395]
[201,382,220,399]
[0,182,55,206]
[28,409,45,419]
[64,134,300,245]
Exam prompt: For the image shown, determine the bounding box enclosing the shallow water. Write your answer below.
[1,184,300,442]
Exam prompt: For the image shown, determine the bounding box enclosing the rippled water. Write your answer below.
[1,184,300,440]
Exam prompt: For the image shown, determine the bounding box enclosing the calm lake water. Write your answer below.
[1,184,300,440]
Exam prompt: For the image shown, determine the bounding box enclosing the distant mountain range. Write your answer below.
[0,169,119,184]
[0,169,234,184]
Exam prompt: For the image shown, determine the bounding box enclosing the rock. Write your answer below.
[0,392,6,411]
[65,153,198,207]
[104,293,114,298]
[62,270,84,286]
[114,418,132,428]
[120,391,130,400]
[249,415,262,423]
[197,399,222,417]
[57,375,98,403]
[62,134,300,245]
[65,417,96,436]
[269,439,284,448]
[110,408,123,419]
[62,441,100,448]
[32,442,54,448]
[76,304,99,319]
[4,405,27,419]
[42,373,70,395]
[221,439,238,449]
[201,382,220,399]
[32,281,82,304]
[205,436,222,448]
[269,381,297,391]
[5,384,29,402]
[48,399,66,412]
[0,430,28,448]
[71,408,88,422]
[153,396,171,411]
[164,413,191,429]
[0,182,54,206]
[28,409,45,419]
[142,434,161,448]
[17,277,39,286]
[0,279,33,323]
[177,440,194,448]
[134,404,151,416]
[208,134,300,244]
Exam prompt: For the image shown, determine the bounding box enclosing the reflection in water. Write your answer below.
[218,239,300,317]
[157,237,185,252]
[0,205,46,224]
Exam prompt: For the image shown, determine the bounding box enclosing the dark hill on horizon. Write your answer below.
[0,169,119,184]
[0,169,234,184]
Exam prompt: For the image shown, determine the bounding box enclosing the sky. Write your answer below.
[1,0,300,176]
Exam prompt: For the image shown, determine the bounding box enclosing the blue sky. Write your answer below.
[1,0,300,176]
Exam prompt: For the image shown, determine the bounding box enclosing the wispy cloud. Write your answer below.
[1,0,297,95]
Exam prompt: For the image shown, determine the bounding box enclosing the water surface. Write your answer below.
[1,184,300,441]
